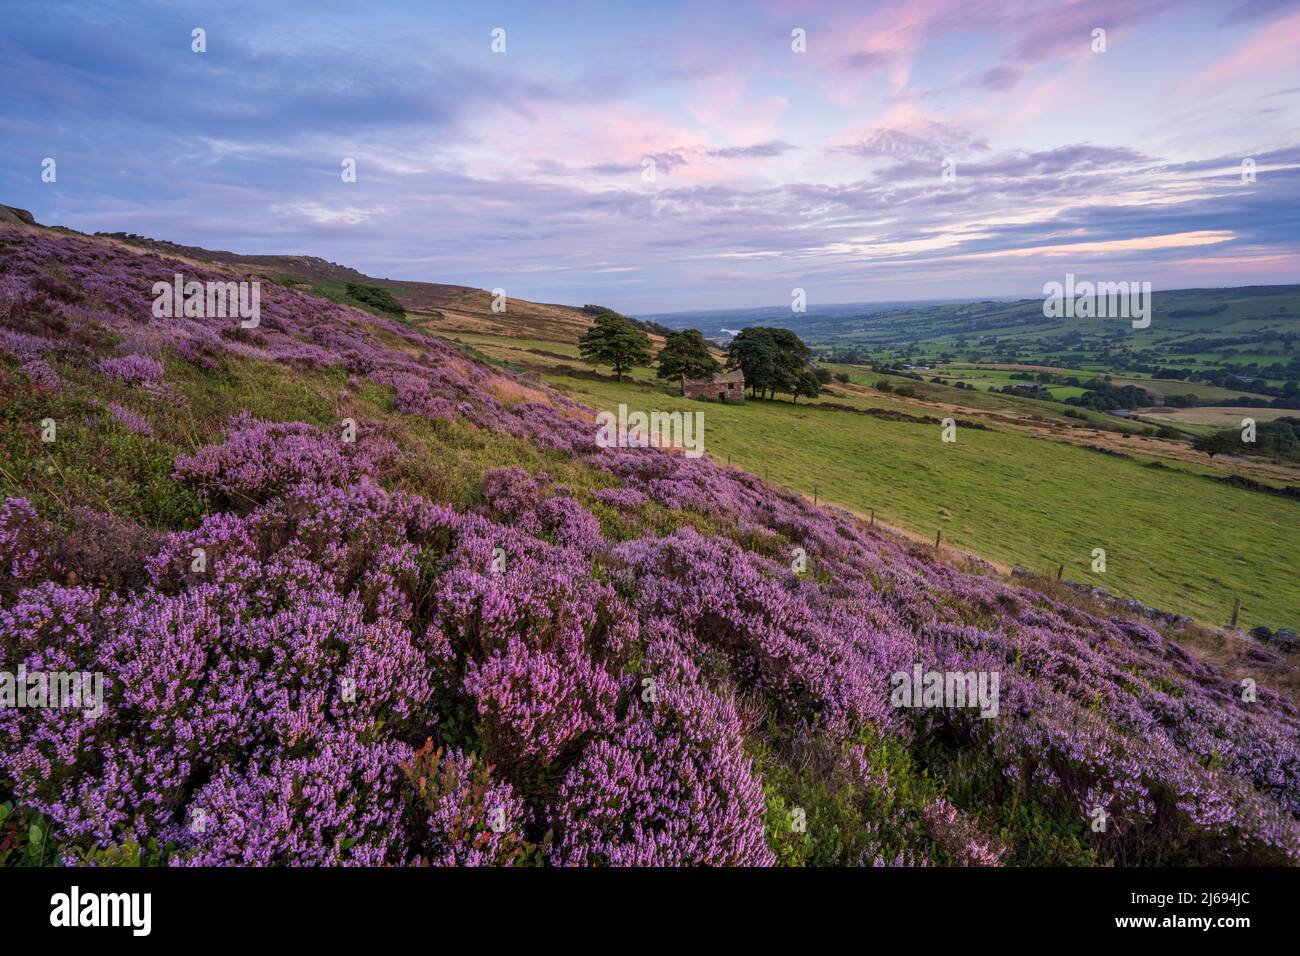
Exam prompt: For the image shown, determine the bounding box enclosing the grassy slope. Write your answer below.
[423,326,1300,627]
[0,331,726,571]
[95,279,1286,638]
[822,363,1152,433]
[521,366,1300,629]
[3,348,573,535]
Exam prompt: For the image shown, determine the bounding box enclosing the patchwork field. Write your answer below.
[1138,406,1296,427]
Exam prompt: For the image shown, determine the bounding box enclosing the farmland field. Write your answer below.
[1139,406,1297,427]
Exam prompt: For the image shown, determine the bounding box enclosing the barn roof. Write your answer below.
[683,368,745,386]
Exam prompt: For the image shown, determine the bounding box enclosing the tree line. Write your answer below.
[578,309,827,402]
[1193,418,1300,462]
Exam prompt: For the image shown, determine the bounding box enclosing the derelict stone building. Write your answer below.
[682,368,745,403]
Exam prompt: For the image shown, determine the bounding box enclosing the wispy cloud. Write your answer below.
[1,0,1297,310]
[706,141,797,159]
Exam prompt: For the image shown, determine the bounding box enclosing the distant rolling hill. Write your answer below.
[645,288,1300,345]
[645,286,1300,385]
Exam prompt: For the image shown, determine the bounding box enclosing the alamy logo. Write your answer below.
[1042,273,1151,329]
[596,403,705,458]
[0,665,104,718]
[152,273,260,328]
[890,664,1000,718]
[50,886,151,936]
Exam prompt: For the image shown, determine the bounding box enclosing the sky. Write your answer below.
[2,0,1299,313]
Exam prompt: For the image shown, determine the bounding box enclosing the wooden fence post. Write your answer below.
[869,509,875,528]
[934,529,942,553]
[1056,564,1064,582]
[1231,598,1242,629]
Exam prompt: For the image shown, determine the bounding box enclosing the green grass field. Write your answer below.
[1107,374,1271,403]
[527,365,1300,630]
[822,363,1151,433]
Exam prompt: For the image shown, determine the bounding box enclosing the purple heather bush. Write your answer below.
[19,358,61,393]
[405,743,532,866]
[535,495,604,555]
[167,733,414,866]
[0,498,53,594]
[592,486,645,510]
[371,369,456,421]
[0,327,57,359]
[173,412,400,509]
[171,335,222,369]
[99,400,154,436]
[550,638,772,866]
[95,352,165,386]
[481,466,549,531]
[427,516,632,770]
[2,225,1299,866]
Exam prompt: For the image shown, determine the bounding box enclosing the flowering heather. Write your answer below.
[427,515,631,769]
[0,327,56,360]
[535,495,604,555]
[481,466,550,531]
[19,358,60,393]
[167,734,413,866]
[592,486,645,510]
[370,369,456,421]
[2,225,1299,867]
[405,743,531,866]
[0,498,51,591]
[921,796,1007,866]
[173,412,399,509]
[95,353,165,386]
[100,401,154,436]
[550,639,772,866]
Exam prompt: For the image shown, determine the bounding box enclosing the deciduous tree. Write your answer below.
[579,310,652,381]
[656,329,721,381]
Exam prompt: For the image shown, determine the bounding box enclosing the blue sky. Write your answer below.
[3,0,1298,312]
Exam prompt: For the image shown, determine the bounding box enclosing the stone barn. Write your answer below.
[682,368,745,403]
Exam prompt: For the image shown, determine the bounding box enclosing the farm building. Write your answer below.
[682,368,745,403]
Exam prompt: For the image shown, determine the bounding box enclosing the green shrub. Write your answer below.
[345,283,406,318]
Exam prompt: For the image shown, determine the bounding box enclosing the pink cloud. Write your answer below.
[1182,9,1300,89]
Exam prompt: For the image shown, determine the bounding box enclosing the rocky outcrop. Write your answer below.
[1251,626,1299,652]
[1011,567,1199,631]
[0,205,37,226]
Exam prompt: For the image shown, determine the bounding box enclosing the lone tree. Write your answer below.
[1191,430,1237,458]
[656,329,720,381]
[579,310,652,381]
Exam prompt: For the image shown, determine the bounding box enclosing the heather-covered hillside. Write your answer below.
[2,225,1298,866]
[92,228,601,344]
